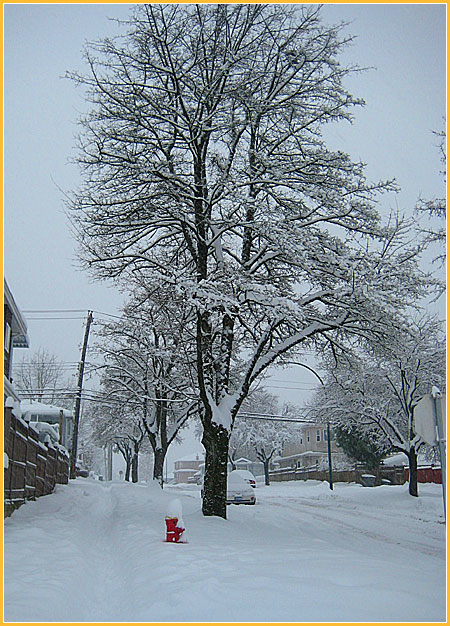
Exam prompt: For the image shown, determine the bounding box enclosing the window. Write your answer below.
[4,322,11,353]
[300,437,303,444]
[324,429,327,441]
[316,429,321,442]
[307,433,310,442]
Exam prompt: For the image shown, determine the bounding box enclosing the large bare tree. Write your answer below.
[69,5,430,517]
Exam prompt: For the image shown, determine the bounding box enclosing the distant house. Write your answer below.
[278,423,347,470]
[21,401,74,450]
[173,453,204,483]
[4,280,29,403]
[229,457,253,471]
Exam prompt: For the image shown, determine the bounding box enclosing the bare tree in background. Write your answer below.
[15,348,68,405]
[94,286,196,486]
[310,315,446,497]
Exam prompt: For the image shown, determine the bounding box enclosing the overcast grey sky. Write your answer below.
[4,3,446,406]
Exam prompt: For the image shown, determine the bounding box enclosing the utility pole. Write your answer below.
[432,388,446,519]
[70,310,93,479]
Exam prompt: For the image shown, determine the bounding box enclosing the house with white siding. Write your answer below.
[277,423,347,470]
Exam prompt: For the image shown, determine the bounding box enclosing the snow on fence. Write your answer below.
[269,465,408,486]
[4,406,69,517]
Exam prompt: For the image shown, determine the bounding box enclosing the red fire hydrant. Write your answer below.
[165,516,185,543]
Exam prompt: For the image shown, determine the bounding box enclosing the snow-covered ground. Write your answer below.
[4,479,446,622]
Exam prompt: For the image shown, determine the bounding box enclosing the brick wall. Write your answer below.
[4,407,70,517]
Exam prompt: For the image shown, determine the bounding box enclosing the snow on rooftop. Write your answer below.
[382,453,431,467]
[176,453,204,462]
[21,401,73,419]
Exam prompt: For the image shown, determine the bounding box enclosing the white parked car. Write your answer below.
[226,470,256,505]
[231,469,256,488]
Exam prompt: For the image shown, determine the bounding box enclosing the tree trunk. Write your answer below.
[131,451,139,483]
[153,447,165,488]
[201,421,230,519]
[125,461,131,482]
[264,460,271,486]
[408,446,419,497]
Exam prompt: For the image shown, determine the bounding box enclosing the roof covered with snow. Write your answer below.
[4,279,29,347]
[176,453,204,462]
[21,401,73,419]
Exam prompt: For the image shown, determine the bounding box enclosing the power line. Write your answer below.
[25,317,87,321]
[238,411,313,424]
[22,309,87,313]
[263,384,316,390]
[93,310,123,319]
[12,361,81,366]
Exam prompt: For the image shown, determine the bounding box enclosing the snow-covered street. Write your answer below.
[4,478,446,622]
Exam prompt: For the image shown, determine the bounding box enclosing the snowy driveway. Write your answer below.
[4,478,446,622]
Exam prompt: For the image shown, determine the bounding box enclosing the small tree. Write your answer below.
[333,425,391,473]
[252,421,293,486]
[89,395,147,483]
[229,388,279,467]
[232,394,295,486]
[114,438,133,482]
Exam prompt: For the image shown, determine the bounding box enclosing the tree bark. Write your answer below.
[125,462,131,482]
[153,447,166,488]
[228,453,237,471]
[202,421,230,519]
[408,446,419,497]
[131,445,139,483]
[263,460,271,486]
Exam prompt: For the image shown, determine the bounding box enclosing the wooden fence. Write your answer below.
[405,465,442,484]
[4,406,69,517]
[269,464,407,486]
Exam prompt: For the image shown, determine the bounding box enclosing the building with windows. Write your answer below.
[277,423,347,470]
[4,280,74,452]
[4,280,29,403]
[173,453,204,483]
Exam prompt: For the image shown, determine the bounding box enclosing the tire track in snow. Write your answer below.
[258,494,445,560]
